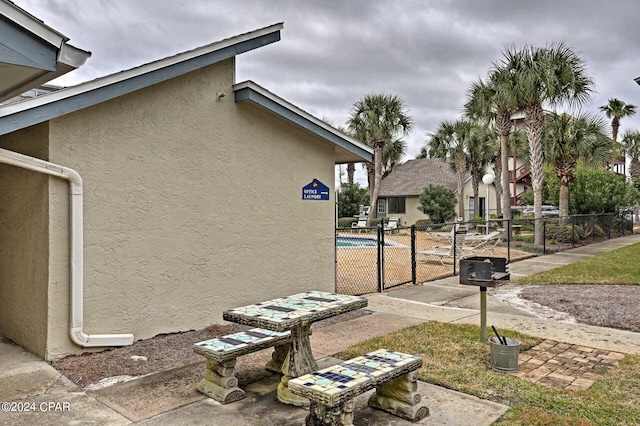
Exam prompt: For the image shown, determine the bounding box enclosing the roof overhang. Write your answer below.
[635,76,640,85]
[0,0,91,103]
[0,23,283,136]
[233,81,372,164]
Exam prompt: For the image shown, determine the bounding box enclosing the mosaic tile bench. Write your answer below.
[289,349,429,426]
[193,328,291,404]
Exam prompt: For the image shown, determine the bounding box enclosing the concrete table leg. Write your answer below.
[277,321,318,406]
[196,358,245,404]
[266,343,290,374]
[305,400,355,426]
[368,371,429,422]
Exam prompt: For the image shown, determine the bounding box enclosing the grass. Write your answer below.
[337,322,640,425]
[513,242,640,285]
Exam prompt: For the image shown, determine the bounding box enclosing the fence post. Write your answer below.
[453,230,457,276]
[608,214,612,239]
[543,218,546,254]
[572,215,576,247]
[411,225,416,284]
[507,219,511,262]
[377,225,383,293]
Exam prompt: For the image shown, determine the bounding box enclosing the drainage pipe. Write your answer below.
[0,147,134,347]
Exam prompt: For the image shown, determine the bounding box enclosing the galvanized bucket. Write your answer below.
[489,337,520,372]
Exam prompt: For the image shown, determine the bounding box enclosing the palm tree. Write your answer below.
[348,94,413,226]
[621,129,640,181]
[466,123,496,220]
[543,112,611,218]
[496,43,594,244]
[600,98,637,143]
[466,72,518,224]
[428,119,473,219]
[382,137,407,177]
[621,129,640,222]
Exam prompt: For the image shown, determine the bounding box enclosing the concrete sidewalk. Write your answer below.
[1,233,639,425]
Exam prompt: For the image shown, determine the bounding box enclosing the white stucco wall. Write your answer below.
[41,58,337,358]
[0,124,50,358]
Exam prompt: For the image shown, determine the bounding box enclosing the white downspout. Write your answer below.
[0,147,134,347]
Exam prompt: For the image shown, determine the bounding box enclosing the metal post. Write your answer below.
[377,225,382,293]
[480,287,487,343]
[411,225,416,284]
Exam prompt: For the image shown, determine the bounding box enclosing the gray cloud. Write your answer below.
[14,0,640,183]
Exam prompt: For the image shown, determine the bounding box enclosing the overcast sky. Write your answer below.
[15,0,640,186]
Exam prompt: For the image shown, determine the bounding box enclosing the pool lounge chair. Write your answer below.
[351,216,368,229]
[418,230,469,265]
[464,229,503,255]
[384,217,400,231]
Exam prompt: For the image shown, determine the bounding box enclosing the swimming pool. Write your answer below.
[336,236,378,247]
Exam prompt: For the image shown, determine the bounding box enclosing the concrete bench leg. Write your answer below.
[278,322,317,407]
[265,343,290,374]
[367,371,429,422]
[305,400,355,426]
[196,358,245,404]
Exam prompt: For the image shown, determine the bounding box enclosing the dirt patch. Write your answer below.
[50,309,373,388]
[520,285,640,333]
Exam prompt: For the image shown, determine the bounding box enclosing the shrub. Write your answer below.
[418,185,456,224]
[513,234,534,243]
[582,223,606,239]
[545,224,584,243]
[337,217,358,228]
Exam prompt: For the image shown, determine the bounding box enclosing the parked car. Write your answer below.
[524,205,560,217]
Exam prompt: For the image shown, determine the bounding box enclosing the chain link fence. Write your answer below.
[336,212,635,295]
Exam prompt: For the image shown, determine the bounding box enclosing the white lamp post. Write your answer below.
[482,174,494,235]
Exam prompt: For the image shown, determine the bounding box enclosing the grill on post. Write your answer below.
[459,256,510,342]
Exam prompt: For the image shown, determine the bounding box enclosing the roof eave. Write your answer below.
[0,23,283,136]
[233,81,372,164]
[0,0,66,47]
[0,0,92,103]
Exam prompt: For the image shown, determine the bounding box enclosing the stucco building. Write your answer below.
[0,9,371,360]
[376,158,496,225]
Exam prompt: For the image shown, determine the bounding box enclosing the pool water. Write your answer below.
[336,237,379,247]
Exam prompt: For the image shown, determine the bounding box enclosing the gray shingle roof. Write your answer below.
[378,158,463,196]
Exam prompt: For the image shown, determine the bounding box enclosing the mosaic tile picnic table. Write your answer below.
[222,291,368,406]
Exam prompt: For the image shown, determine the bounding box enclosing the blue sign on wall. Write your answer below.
[302,179,330,201]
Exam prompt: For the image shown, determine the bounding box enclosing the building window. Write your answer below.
[377,199,386,215]
[387,197,406,214]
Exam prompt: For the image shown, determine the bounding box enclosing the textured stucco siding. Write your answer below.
[0,124,50,358]
[45,58,336,358]
[403,197,427,225]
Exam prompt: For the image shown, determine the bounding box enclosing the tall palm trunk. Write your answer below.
[525,105,546,245]
[555,160,575,223]
[365,162,375,198]
[630,158,640,223]
[493,150,503,217]
[367,140,384,226]
[612,117,620,143]
[455,151,466,220]
[347,163,355,184]
[496,111,512,223]
[471,173,480,221]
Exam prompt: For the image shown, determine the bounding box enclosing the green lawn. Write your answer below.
[513,242,640,285]
[336,243,640,424]
[338,322,640,425]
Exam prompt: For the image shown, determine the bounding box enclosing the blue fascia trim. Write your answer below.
[0,31,280,136]
[235,87,372,161]
[0,15,56,70]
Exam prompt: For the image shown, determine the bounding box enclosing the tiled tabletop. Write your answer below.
[289,349,422,407]
[223,291,368,332]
